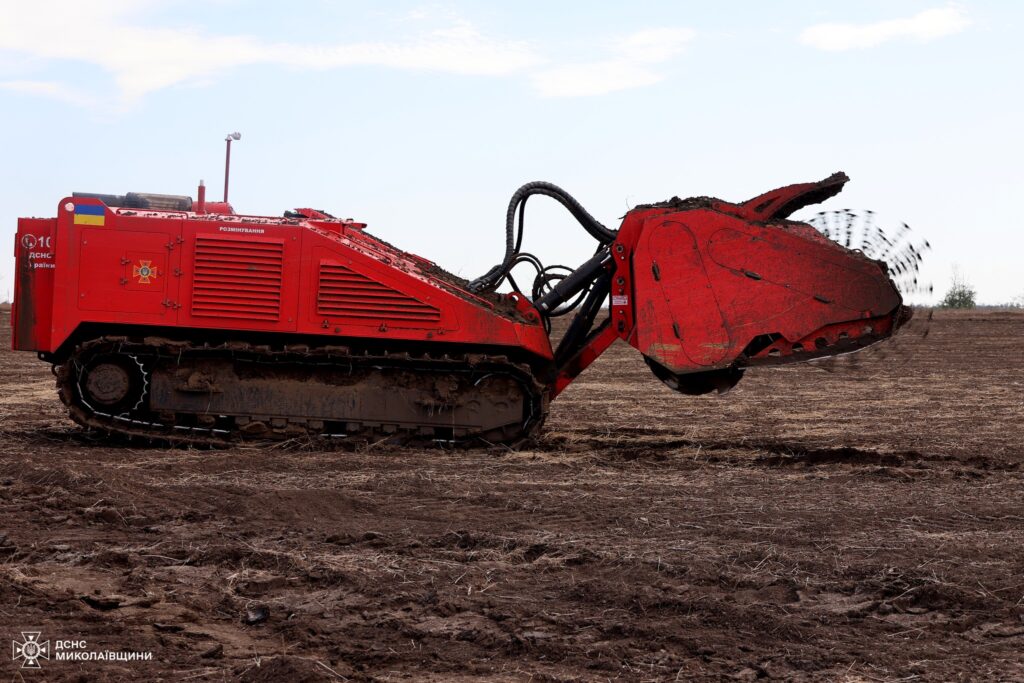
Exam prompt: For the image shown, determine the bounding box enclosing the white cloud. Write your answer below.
[614,28,696,64]
[532,27,694,98]
[0,3,694,105]
[0,80,97,107]
[800,6,970,51]
[533,62,661,98]
[0,2,542,105]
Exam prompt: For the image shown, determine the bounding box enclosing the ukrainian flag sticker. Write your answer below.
[73,204,105,226]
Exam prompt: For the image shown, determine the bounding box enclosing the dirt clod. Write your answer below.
[243,605,270,625]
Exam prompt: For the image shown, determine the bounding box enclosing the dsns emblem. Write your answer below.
[12,632,49,668]
[132,260,160,285]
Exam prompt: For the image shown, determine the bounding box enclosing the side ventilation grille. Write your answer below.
[191,236,284,321]
[318,262,440,322]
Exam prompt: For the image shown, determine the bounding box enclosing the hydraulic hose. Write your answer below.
[469,181,616,293]
[534,249,612,315]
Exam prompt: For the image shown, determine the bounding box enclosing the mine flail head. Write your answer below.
[621,174,926,397]
[807,209,933,302]
[806,209,933,341]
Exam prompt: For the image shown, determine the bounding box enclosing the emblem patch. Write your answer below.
[132,260,159,284]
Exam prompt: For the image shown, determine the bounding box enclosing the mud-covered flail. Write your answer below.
[57,337,548,446]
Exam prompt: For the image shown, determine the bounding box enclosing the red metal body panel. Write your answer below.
[626,209,898,372]
[15,198,552,363]
[606,176,902,376]
[13,218,57,350]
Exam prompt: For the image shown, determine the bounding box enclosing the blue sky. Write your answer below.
[1,1,1020,304]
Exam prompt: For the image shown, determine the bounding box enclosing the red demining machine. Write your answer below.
[12,171,908,446]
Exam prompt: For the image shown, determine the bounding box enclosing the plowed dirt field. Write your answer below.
[1,306,1022,681]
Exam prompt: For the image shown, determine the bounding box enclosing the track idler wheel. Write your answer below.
[644,357,744,396]
[84,363,131,405]
[78,354,149,414]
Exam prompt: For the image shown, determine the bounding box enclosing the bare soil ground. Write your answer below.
[1,305,1023,681]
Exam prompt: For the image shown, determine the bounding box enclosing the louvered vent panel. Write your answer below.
[318,262,440,322]
[191,236,284,321]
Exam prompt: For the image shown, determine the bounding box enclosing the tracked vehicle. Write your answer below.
[12,172,906,445]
